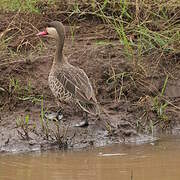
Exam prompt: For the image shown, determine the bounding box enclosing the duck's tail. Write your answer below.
[77,100,114,131]
[77,100,100,116]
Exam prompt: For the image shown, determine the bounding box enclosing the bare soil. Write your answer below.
[0,13,180,153]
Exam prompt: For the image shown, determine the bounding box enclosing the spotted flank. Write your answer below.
[48,74,72,102]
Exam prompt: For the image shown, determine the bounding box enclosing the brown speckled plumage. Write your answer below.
[43,21,100,116]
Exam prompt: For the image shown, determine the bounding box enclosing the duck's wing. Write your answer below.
[57,65,97,104]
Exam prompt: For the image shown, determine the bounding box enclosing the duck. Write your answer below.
[37,21,103,127]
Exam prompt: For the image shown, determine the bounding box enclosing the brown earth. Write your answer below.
[0,12,180,153]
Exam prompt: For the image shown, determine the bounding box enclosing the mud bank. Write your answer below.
[0,13,180,153]
[0,104,157,153]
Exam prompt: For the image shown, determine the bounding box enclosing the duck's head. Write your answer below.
[37,21,65,41]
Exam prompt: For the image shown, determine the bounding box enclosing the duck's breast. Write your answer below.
[48,71,72,101]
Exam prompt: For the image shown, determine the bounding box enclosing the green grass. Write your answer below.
[7,77,43,104]
[1,0,179,58]
[16,114,31,140]
[0,0,54,13]
[63,0,180,59]
[152,75,169,121]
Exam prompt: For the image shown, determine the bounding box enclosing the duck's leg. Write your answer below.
[75,111,89,127]
[56,101,64,121]
[44,109,63,121]
[56,109,63,121]
[45,101,63,121]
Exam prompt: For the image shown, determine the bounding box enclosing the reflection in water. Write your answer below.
[1,136,180,180]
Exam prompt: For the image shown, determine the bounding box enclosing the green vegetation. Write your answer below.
[1,0,179,59]
[16,116,67,148]
[8,78,42,103]
[64,0,180,59]
[16,114,32,140]
[0,0,54,13]
[153,75,169,121]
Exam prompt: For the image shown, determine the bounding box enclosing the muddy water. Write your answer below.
[0,136,180,180]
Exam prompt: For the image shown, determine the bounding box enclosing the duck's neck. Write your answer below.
[55,36,64,63]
